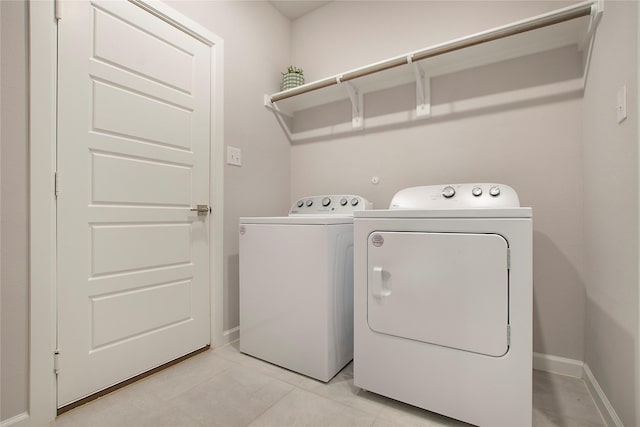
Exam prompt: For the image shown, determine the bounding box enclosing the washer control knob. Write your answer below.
[472,187,483,197]
[351,198,359,206]
[306,199,313,207]
[322,197,331,207]
[489,186,501,197]
[442,186,456,198]
[296,200,304,208]
[340,198,348,206]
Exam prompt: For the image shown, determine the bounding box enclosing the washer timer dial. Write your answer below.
[442,186,456,198]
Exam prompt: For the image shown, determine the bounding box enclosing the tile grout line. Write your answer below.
[242,386,297,427]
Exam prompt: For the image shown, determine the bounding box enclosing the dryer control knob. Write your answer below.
[340,198,348,206]
[489,186,501,197]
[442,186,456,198]
[472,187,483,197]
[351,198,359,206]
[306,199,313,207]
[322,197,331,207]
[296,200,304,208]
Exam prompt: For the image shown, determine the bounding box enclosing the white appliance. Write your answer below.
[354,183,532,427]
[239,195,372,382]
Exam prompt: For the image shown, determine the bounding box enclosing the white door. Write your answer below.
[57,0,212,406]
[367,232,509,356]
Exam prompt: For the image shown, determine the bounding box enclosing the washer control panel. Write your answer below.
[390,183,520,209]
[290,195,372,215]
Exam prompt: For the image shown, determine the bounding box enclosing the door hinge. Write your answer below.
[507,248,511,270]
[54,349,60,374]
[54,172,60,198]
[507,324,511,346]
[55,0,62,20]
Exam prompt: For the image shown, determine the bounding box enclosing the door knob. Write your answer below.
[190,205,211,216]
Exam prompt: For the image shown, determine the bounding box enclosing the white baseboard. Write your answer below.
[533,353,623,427]
[219,326,239,346]
[583,364,624,427]
[532,352,584,378]
[0,412,28,427]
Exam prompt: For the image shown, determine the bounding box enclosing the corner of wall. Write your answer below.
[532,353,625,427]
[637,3,640,426]
[532,352,584,378]
[583,364,625,427]
[0,413,29,427]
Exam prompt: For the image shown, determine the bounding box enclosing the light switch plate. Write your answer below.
[227,146,242,166]
[617,85,627,124]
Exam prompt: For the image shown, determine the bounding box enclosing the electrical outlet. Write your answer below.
[227,146,242,166]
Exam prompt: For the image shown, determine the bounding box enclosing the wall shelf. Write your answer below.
[265,0,603,140]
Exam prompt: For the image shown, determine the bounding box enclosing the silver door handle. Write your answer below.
[190,204,211,216]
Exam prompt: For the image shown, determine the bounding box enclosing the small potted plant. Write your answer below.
[281,66,305,91]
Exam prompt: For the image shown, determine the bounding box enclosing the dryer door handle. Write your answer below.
[371,266,391,298]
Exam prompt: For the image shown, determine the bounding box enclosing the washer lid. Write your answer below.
[390,183,520,209]
[239,216,354,225]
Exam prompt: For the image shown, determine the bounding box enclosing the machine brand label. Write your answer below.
[371,233,384,247]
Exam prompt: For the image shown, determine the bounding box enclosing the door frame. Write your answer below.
[27,1,224,425]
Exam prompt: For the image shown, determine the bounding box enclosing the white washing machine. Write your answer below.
[239,195,372,382]
[354,183,532,427]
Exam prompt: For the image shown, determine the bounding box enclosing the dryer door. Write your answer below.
[367,232,509,356]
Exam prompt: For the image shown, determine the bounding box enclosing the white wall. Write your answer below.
[290,1,587,361]
[0,0,29,421]
[161,1,292,337]
[583,1,639,426]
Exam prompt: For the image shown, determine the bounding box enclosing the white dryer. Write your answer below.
[354,183,532,427]
[240,195,372,382]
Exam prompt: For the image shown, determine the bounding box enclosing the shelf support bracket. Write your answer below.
[411,60,430,118]
[263,94,296,142]
[579,0,604,51]
[263,94,292,118]
[337,76,363,129]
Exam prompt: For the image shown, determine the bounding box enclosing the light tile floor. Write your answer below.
[51,342,606,427]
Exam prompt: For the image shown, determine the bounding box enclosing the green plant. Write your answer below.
[283,66,304,75]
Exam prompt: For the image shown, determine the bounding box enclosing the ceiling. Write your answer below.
[270,1,331,20]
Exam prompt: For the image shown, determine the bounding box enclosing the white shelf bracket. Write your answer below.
[263,93,275,109]
[579,0,604,51]
[339,80,363,129]
[412,62,431,118]
[263,94,292,118]
[263,94,296,142]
